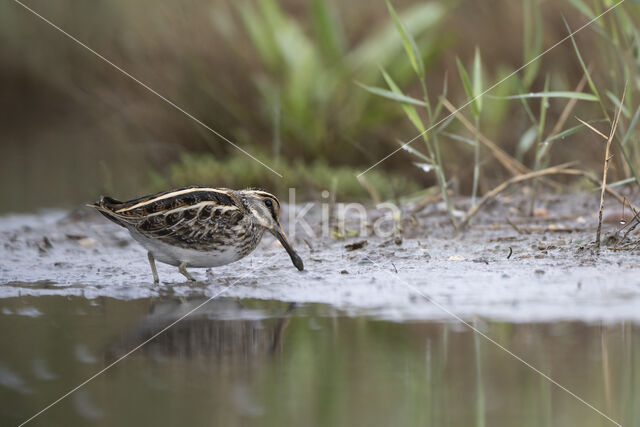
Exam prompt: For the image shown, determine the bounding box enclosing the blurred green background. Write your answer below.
[1,0,639,212]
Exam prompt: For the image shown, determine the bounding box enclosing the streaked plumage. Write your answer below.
[88,186,303,282]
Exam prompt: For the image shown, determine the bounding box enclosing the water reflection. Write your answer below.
[0,296,638,427]
[107,299,296,362]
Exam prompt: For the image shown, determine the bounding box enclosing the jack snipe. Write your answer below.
[88,186,304,283]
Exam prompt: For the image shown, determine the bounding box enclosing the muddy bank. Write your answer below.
[1,192,640,323]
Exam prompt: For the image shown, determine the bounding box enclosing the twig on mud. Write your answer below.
[617,204,640,245]
[304,239,314,252]
[623,216,640,239]
[460,163,578,228]
[596,82,627,250]
[410,191,447,214]
[506,217,528,234]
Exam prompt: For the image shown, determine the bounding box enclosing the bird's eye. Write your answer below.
[264,199,273,208]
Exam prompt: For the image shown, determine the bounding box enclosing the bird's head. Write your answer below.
[241,189,304,271]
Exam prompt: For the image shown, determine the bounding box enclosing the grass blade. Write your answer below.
[380,68,426,133]
[568,0,596,20]
[433,113,455,136]
[491,92,599,101]
[397,140,433,163]
[516,126,537,162]
[522,0,542,87]
[347,3,444,74]
[456,57,479,118]
[237,1,280,69]
[386,0,425,79]
[442,132,477,147]
[356,81,428,106]
[606,90,631,118]
[311,0,345,61]
[538,75,550,138]
[433,71,449,120]
[565,17,610,121]
[473,47,483,113]
[620,105,640,147]
[545,120,608,143]
[606,177,636,189]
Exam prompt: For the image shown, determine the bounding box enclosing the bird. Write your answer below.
[88,186,304,283]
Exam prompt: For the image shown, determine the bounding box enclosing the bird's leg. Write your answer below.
[178,262,196,282]
[147,252,159,284]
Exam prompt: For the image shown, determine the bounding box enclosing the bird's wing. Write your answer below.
[136,201,246,249]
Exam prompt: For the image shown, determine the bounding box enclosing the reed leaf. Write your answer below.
[491,92,599,101]
[356,82,428,107]
[386,0,425,79]
[380,68,426,134]
[456,57,479,118]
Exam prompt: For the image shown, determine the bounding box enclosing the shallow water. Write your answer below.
[0,296,638,427]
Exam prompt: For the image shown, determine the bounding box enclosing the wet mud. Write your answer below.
[2,192,640,323]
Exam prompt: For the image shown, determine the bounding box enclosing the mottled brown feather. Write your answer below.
[91,186,258,251]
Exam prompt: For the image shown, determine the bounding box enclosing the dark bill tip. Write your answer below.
[272,226,304,271]
[290,251,304,271]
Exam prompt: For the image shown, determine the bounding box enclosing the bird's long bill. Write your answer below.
[271,225,304,271]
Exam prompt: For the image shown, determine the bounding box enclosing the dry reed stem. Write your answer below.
[575,117,609,141]
[506,217,528,234]
[442,98,529,176]
[410,191,446,214]
[596,82,627,249]
[356,175,382,204]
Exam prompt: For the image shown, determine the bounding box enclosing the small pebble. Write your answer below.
[78,238,97,249]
